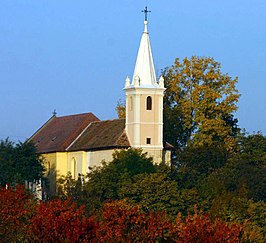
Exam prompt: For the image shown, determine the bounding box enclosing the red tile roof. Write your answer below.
[67,119,130,151]
[29,113,99,153]
[30,113,172,153]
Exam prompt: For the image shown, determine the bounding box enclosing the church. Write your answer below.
[29,9,173,194]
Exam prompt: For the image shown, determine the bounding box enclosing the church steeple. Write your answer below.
[132,7,156,87]
[124,7,165,163]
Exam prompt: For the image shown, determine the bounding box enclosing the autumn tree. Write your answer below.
[97,200,243,242]
[96,200,176,242]
[0,139,44,186]
[174,208,242,242]
[163,56,240,150]
[115,99,126,119]
[0,185,34,241]
[27,198,97,242]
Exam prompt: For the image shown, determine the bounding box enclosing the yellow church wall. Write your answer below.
[55,153,68,178]
[42,153,56,176]
[42,152,67,195]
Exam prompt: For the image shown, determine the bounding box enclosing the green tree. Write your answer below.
[163,56,240,150]
[0,139,44,186]
[176,144,229,189]
[200,133,266,203]
[192,133,266,240]
[119,172,200,216]
[223,133,265,201]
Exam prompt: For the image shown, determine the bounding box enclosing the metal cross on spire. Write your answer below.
[52,109,57,116]
[142,6,151,21]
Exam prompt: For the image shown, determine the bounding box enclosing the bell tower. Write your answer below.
[124,7,165,163]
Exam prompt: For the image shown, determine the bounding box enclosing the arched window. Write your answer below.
[146,96,152,110]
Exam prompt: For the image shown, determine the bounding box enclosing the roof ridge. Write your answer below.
[66,121,94,151]
[90,118,125,124]
[56,112,96,119]
[61,113,99,149]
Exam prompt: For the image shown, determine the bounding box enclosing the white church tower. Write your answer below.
[124,7,166,163]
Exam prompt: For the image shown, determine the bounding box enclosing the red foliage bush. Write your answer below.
[0,186,243,242]
[27,198,97,242]
[174,208,243,243]
[0,185,33,241]
[97,200,175,242]
[97,201,243,242]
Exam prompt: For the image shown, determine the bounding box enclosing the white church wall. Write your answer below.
[142,149,171,165]
[87,149,116,170]
[67,151,87,179]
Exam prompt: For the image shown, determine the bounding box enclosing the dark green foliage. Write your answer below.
[223,114,240,138]
[0,139,44,186]
[119,172,200,216]
[174,144,228,189]
[119,173,180,216]
[200,133,266,203]
[111,149,155,176]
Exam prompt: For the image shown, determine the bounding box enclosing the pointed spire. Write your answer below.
[132,7,156,87]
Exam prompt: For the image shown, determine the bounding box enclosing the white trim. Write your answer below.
[133,94,141,146]
[126,122,163,125]
[125,89,165,95]
[132,145,163,149]
[66,122,93,151]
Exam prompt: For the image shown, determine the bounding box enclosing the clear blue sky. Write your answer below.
[0,0,265,141]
